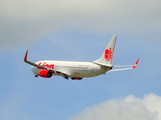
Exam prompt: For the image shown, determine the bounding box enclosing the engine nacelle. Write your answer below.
[39,70,52,78]
[71,77,83,80]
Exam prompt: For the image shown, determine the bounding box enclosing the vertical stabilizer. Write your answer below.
[93,35,117,66]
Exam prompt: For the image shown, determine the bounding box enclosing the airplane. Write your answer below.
[24,35,140,80]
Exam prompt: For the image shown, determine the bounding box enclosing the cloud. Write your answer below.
[71,94,161,120]
[1,0,161,50]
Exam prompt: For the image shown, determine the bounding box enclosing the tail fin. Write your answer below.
[93,35,117,66]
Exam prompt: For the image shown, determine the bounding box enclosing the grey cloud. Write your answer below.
[0,0,161,50]
[71,94,161,120]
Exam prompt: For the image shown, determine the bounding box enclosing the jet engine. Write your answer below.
[71,77,83,80]
[39,70,52,78]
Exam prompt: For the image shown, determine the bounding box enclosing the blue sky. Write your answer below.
[1,0,161,120]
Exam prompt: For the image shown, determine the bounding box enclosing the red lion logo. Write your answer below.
[38,62,54,69]
[104,48,113,61]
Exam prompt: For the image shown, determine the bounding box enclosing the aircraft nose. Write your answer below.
[31,66,38,74]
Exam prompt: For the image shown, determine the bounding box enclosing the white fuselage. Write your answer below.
[31,60,111,78]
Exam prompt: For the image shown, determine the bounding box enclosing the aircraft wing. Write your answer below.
[109,59,140,72]
[24,50,70,76]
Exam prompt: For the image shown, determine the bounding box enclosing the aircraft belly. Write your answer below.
[69,68,105,78]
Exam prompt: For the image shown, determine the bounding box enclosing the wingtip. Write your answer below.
[136,59,140,65]
[132,59,140,69]
[24,50,28,62]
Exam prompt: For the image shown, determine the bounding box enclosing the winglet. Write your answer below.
[132,59,140,69]
[24,50,28,62]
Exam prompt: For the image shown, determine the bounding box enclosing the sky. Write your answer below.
[0,0,161,120]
